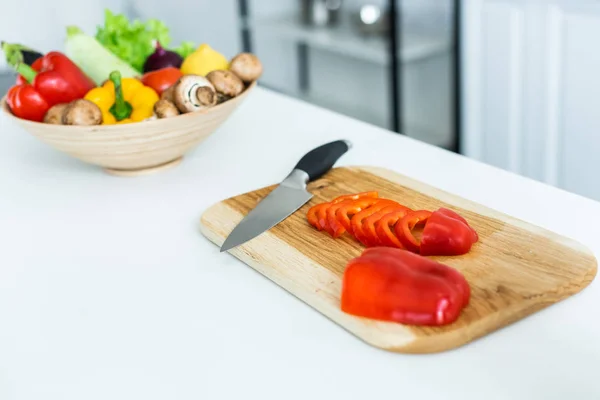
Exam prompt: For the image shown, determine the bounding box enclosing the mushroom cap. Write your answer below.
[161,85,176,103]
[43,103,69,124]
[206,70,244,98]
[61,99,102,126]
[154,99,180,119]
[229,53,263,82]
[173,75,217,113]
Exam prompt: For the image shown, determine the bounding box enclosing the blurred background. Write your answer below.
[1,0,599,202]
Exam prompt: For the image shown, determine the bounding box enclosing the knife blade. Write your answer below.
[220,139,352,252]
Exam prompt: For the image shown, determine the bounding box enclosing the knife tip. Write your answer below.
[219,241,235,252]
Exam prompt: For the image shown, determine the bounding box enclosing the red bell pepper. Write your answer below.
[328,197,381,237]
[396,210,433,253]
[4,47,96,122]
[307,203,329,230]
[350,200,402,244]
[340,247,470,326]
[359,205,407,247]
[5,85,49,122]
[437,208,479,243]
[420,208,478,256]
[307,191,378,234]
[375,208,413,248]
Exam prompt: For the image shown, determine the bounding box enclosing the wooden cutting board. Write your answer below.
[199,166,598,353]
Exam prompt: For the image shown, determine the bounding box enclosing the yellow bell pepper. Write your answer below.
[84,71,159,125]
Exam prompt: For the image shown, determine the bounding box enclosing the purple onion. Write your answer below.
[143,42,183,73]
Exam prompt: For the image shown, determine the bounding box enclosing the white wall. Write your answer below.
[461,0,600,201]
[0,0,128,71]
[130,0,241,59]
[0,0,241,72]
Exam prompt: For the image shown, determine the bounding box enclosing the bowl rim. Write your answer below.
[0,80,257,131]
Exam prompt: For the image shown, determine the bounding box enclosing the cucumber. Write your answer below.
[64,26,140,86]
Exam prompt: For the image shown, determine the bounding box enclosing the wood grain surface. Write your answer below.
[199,166,598,353]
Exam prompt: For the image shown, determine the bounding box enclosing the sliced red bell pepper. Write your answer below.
[315,191,379,235]
[420,208,478,256]
[395,210,432,253]
[375,208,413,248]
[332,191,379,203]
[340,247,470,326]
[307,192,378,232]
[327,197,381,238]
[361,205,410,247]
[333,198,395,238]
[307,203,329,230]
[351,200,402,244]
[4,48,96,122]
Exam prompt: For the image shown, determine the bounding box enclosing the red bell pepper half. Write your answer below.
[341,247,470,326]
[4,45,95,122]
[420,208,478,256]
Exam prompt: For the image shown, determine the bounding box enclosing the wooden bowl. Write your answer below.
[0,81,256,176]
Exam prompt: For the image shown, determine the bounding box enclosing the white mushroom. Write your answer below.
[173,75,217,113]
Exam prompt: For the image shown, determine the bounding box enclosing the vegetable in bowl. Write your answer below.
[94,9,195,73]
[1,8,263,127]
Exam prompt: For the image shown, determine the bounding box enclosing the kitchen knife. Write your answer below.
[220,139,352,252]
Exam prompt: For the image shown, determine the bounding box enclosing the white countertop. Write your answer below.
[1,86,599,399]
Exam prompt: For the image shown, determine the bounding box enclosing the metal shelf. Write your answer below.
[248,14,451,65]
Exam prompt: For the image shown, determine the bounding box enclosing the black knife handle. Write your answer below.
[294,140,352,181]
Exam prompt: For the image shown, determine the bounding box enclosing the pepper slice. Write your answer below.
[420,208,478,256]
[328,197,381,238]
[340,247,470,326]
[374,208,413,248]
[307,191,378,232]
[360,206,411,247]
[314,191,379,235]
[307,203,329,230]
[335,198,398,237]
[395,210,432,253]
[351,200,403,244]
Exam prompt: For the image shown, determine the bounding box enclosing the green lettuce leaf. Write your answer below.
[95,9,191,72]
